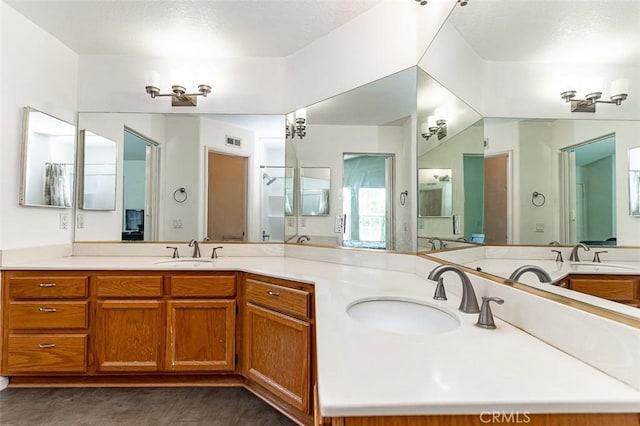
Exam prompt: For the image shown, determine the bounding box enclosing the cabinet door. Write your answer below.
[95,300,163,372]
[244,303,311,413]
[166,300,236,372]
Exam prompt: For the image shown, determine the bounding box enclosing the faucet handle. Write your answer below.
[211,246,223,259]
[476,296,504,329]
[166,246,179,259]
[551,250,563,262]
[593,251,608,263]
[433,277,447,301]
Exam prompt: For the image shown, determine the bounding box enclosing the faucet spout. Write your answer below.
[569,243,589,262]
[296,235,310,243]
[427,264,480,313]
[188,239,201,258]
[508,265,552,283]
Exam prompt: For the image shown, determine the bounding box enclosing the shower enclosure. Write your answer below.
[260,166,286,241]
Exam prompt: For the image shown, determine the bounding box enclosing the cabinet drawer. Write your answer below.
[8,302,89,329]
[569,278,637,301]
[7,334,87,374]
[246,279,310,319]
[169,275,236,297]
[96,275,163,297]
[8,276,88,299]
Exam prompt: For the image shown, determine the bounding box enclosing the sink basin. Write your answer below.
[569,262,635,271]
[153,258,213,267]
[346,298,460,336]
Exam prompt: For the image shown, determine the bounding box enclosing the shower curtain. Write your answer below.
[44,163,72,207]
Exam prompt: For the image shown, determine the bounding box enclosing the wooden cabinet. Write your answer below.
[243,276,313,414]
[95,300,164,372]
[567,275,640,306]
[166,300,235,371]
[2,271,90,375]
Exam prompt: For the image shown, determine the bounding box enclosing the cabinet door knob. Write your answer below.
[39,283,56,287]
[38,343,56,349]
[38,307,57,313]
[267,290,280,297]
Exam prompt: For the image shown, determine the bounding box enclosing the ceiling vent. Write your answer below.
[226,136,242,148]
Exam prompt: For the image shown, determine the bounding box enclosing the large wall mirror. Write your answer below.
[285,67,417,251]
[20,106,76,208]
[74,113,285,243]
[418,1,640,322]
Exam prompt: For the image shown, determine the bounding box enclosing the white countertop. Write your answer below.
[3,254,640,416]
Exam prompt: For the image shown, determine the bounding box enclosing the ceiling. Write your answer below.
[6,0,383,58]
[448,0,640,64]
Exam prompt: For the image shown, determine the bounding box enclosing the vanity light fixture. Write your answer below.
[421,108,447,141]
[414,0,468,5]
[286,110,307,139]
[560,78,628,112]
[144,71,212,107]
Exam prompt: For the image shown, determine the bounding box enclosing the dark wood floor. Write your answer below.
[0,387,296,425]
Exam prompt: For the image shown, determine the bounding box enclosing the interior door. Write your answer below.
[207,152,247,241]
[484,154,508,244]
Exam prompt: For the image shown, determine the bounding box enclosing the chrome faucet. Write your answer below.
[188,239,201,258]
[429,237,444,251]
[427,264,480,313]
[296,235,310,243]
[508,265,552,283]
[569,243,590,261]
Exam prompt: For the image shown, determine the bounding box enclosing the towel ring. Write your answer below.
[531,191,546,207]
[400,190,408,206]
[173,187,188,203]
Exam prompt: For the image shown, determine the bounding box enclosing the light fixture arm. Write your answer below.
[560,79,628,112]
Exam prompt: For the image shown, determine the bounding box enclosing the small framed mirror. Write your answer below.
[300,167,330,216]
[418,168,453,217]
[20,107,76,208]
[629,147,640,216]
[79,130,117,210]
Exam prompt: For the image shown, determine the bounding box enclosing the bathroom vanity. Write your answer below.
[1,247,639,426]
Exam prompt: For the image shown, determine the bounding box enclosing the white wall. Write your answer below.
[0,2,78,249]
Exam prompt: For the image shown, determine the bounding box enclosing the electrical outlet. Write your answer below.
[59,212,69,229]
[535,223,544,232]
[334,214,345,233]
[173,219,183,229]
[76,213,85,229]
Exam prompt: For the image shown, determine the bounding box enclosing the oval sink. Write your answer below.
[153,258,213,267]
[346,298,460,336]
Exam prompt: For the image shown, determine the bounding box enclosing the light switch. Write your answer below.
[535,223,544,232]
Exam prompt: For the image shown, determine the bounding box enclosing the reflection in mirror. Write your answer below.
[300,167,330,216]
[416,68,483,251]
[260,166,287,241]
[287,67,417,251]
[630,147,640,216]
[75,113,284,242]
[79,130,117,211]
[20,107,75,208]
[418,169,452,217]
[284,167,295,217]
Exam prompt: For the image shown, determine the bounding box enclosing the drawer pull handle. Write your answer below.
[39,283,57,288]
[267,290,280,297]
[38,343,56,349]
[38,307,57,313]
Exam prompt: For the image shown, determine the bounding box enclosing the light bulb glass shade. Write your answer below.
[427,115,437,128]
[196,68,213,85]
[434,107,447,121]
[295,108,307,121]
[145,71,161,88]
[580,76,603,95]
[171,69,190,87]
[611,78,629,96]
[286,112,295,126]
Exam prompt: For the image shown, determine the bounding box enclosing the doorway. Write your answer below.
[207,152,247,241]
[122,128,159,241]
[484,153,509,244]
[342,153,394,250]
[561,135,616,244]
